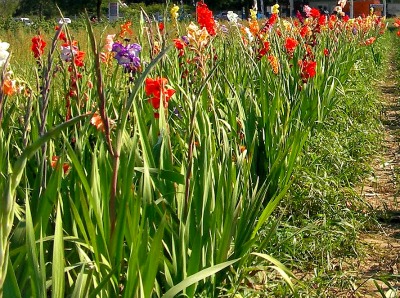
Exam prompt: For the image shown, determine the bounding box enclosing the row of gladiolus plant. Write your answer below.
[0,1,396,297]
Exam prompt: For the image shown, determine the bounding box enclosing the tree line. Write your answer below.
[1,0,258,20]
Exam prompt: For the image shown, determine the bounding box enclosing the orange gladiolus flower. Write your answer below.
[119,21,133,38]
[268,55,279,74]
[249,19,259,36]
[90,112,105,132]
[2,79,15,96]
[364,37,376,45]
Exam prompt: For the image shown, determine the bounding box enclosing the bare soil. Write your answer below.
[351,57,400,297]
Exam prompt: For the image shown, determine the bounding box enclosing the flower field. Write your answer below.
[0,2,399,297]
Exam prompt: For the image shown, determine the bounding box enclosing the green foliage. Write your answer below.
[0,10,390,298]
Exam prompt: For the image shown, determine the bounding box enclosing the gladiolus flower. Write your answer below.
[159,22,165,31]
[394,19,400,27]
[173,38,186,56]
[318,15,327,26]
[268,55,279,74]
[303,5,312,17]
[91,112,105,132]
[227,11,239,23]
[55,26,67,42]
[284,37,298,54]
[104,34,115,52]
[300,26,310,38]
[310,8,320,18]
[119,21,133,38]
[51,156,71,174]
[299,60,317,80]
[196,1,216,36]
[250,8,257,20]
[2,79,15,96]
[31,36,46,59]
[324,48,329,56]
[272,4,280,14]
[0,41,10,67]
[145,77,175,110]
[262,13,278,32]
[112,42,142,72]
[338,0,347,8]
[187,23,210,47]
[60,41,85,68]
[364,37,376,45]
[249,19,259,36]
[258,41,270,59]
[171,4,179,20]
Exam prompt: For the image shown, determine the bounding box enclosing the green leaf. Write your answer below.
[3,256,22,298]
[52,201,65,298]
[143,219,165,298]
[252,252,297,293]
[161,258,240,298]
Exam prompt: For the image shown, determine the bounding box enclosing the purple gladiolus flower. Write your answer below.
[112,42,142,72]
[181,36,189,45]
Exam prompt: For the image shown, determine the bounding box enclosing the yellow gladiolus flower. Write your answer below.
[250,8,257,20]
[171,4,179,20]
[272,4,280,14]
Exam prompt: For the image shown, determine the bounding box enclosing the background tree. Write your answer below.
[0,0,20,18]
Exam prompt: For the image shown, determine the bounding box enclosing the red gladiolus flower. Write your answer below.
[258,41,270,59]
[145,77,176,110]
[394,19,400,27]
[173,38,186,56]
[300,26,310,38]
[284,37,298,54]
[51,156,71,174]
[196,2,216,36]
[299,60,317,80]
[397,30,400,37]
[262,13,278,33]
[310,8,320,18]
[318,15,327,26]
[31,35,46,58]
[159,22,164,31]
[324,48,329,56]
[55,26,67,42]
[74,51,85,67]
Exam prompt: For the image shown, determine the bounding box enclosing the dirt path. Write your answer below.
[352,50,400,297]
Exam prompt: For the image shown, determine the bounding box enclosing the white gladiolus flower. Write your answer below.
[227,11,239,23]
[244,27,254,42]
[0,41,10,67]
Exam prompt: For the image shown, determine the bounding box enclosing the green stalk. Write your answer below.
[0,113,88,297]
